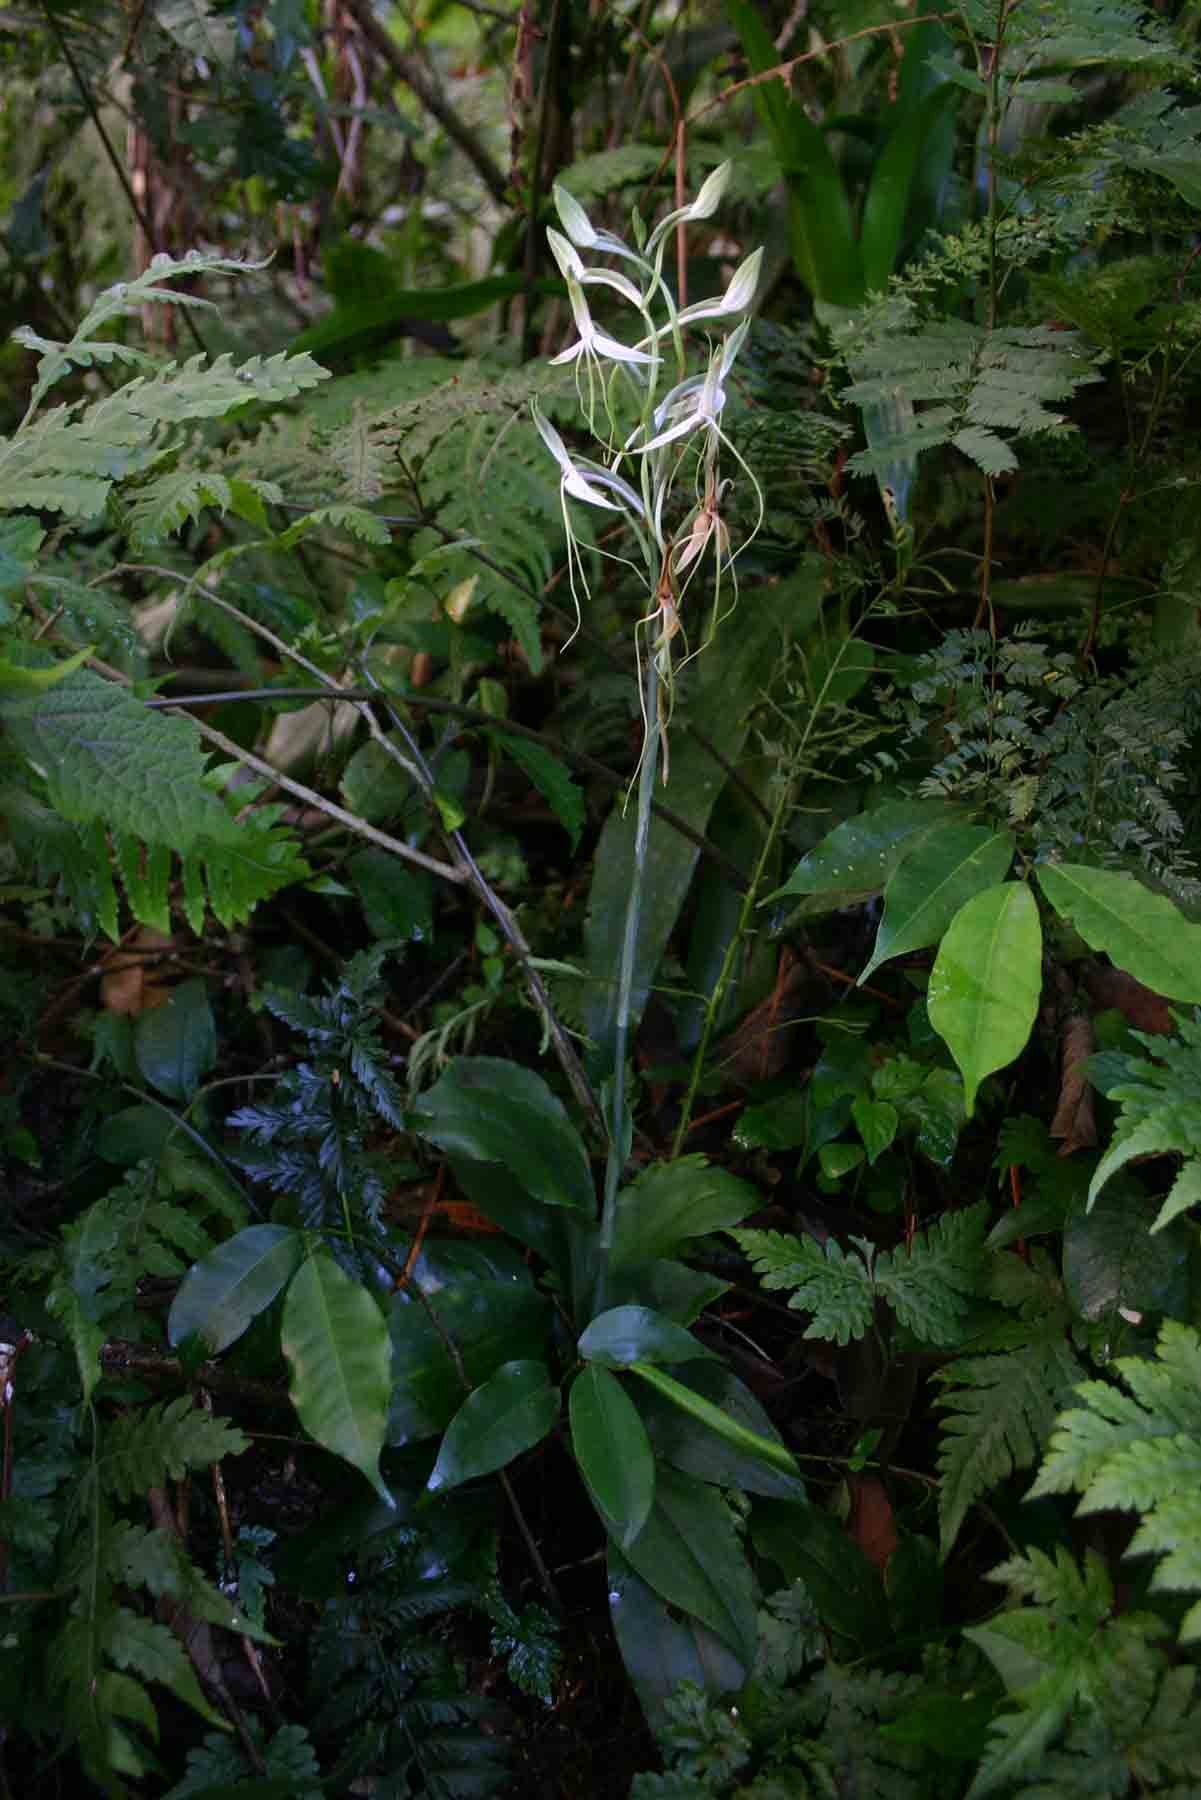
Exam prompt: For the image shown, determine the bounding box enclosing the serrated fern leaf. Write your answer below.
[15,250,275,412]
[0,671,308,930]
[936,1330,1084,1555]
[729,1228,875,1344]
[1088,1010,1201,1229]
[108,1521,274,1645]
[734,1205,988,1351]
[874,1202,988,1344]
[125,469,282,548]
[99,1397,249,1503]
[842,313,1100,482]
[1029,1320,1201,1638]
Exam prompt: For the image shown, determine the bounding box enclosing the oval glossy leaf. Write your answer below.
[168,1224,303,1353]
[1064,1182,1189,1330]
[766,798,952,913]
[570,1364,655,1548]
[387,1281,551,1445]
[133,977,216,1101]
[427,1360,559,1495]
[928,882,1042,1116]
[411,1058,594,1213]
[578,1305,716,1368]
[619,1465,759,1669]
[860,824,1016,983]
[633,1361,808,1501]
[608,1547,746,1731]
[1036,862,1201,1003]
[282,1252,393,1507]
[610,1157,758,1270]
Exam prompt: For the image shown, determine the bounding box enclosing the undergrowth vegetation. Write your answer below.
[2,0,1201,1793]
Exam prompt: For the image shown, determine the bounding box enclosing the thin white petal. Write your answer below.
[547,228,584,280]
[564,469,622,509]
[554,185,597,248]
[589,329,652,364]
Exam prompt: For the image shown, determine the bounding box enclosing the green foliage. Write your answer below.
[843,311,1100,480]
[229,945,405,1227]
[1030,1320,1201,1641]
[1087,1011,1201,1230]
[965,1546,1196,1798]
[731,1203,989,1348]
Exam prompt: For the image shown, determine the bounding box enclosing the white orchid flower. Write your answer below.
[550,276,653,371]
[553,184,645,268]
[645,163,732,256]
[633,323,748,456]
[674,247,763,328]
[532,405,632,510]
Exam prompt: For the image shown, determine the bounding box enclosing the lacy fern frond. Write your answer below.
[98,1397,249,1502]
[12,250,276,412]
[731,1203,988,1349]
[843,313,1101,481]
[124,468,283,548]
[1029,1319,1201,1639]
[46,1157,244,1403]
[0,669,309,932]
[0,352,328,519]
[935,1252,1083,1555]
[230,947,404,1228]
[1086,1010,1201,1230]
[965,1546,1179,1799]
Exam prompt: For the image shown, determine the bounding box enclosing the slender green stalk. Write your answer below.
[596,655,661,1310]
[670,767,791,1157]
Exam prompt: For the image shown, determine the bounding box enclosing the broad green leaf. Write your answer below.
[853,1097,899,1163]
[570,1364,655,1548]
[427,1360,559,1494]
[168,1225,304,1354]
[133,977,216,1102]
[348,850,432,944]
[578,1305,716,1367]
[607,1257,729,1326]
[1037,862,1201,1003]
[752,1497,889,1652]
[632,1361,807,1499]
[860,825,1016,983]
[1063,1182,1190,1329]
[724,0,863,306]
[612,1548,752,1728]
[573,575,814,1064]
[608,1548,747,1730]
[610,1157,758,1268]
[766,798,952,913]
[282,1252,393,1507]
[485,729,585,852]
[927,882,1042,1115]
[620,1465,759,1669]
[412,1058,594,1213]
[387,1281,551,1444]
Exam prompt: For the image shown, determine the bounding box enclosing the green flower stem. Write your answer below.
[596,654,661,1313]
[627,1361,801,1478]
[670,770,792,1158]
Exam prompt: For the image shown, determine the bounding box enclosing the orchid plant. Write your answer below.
[533,164,763,1305]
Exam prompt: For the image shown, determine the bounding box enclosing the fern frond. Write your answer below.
[1030,1320,1201,1638]
[730,1228,875,1345]
[99,1397,249,1503]
[843,316,1101,482]
[125,469,282,548]
[0,670,309,931]
[936,1324,1084,1556]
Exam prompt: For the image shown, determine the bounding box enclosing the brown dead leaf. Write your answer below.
[716,951,816,1086]
[100,928,175,1016]
[1050,1012,1098,1155]
[847,1474,897,1573]
[1084,964,1174,1036]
